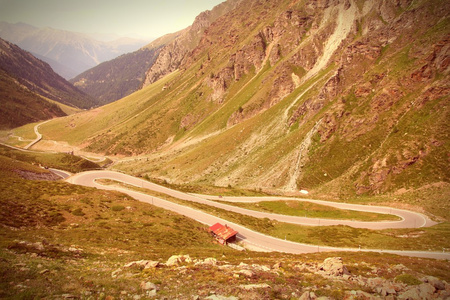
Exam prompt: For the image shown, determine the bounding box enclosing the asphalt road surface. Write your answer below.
[66,170,449,259]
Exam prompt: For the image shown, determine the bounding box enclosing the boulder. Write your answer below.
[344,290,378,300]
[422,276,446,290]
[397,284,436,300]
[393,264,409,271]
[218,264,234,270]
[251,264,270,272]
[166,254,192,267]
[111,268,122,278]
[398,287,421,300]
[239,283,271,290]
[140,281,157,290]
[378,282,405,296]
[272,262,283,269]
[203,257,217,266]
[319,257,350,276]
[143,261,160,269]
[33,242,45,251]
[124,261,137,268]
[367,277,384,289]
[237,269,254,278]
[205,296,239,300]
[299,291,317,300]
[417,283,435,299]
[123,260,160,269]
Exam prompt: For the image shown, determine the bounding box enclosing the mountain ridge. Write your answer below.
[142,0,242,87]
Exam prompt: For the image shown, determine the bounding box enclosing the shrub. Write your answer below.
[395,274,421,285]
[72,208,85,216]
[111,205,125,212]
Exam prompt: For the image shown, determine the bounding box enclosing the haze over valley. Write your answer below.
[0,0,449,299]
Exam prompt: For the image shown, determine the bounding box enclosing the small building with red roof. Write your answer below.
[209,223,238,245]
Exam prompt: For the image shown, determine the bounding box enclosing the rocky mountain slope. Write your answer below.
[0,22,148,79]
[142,0,242,86]
[0,38,97,128]
[41,0,449,199]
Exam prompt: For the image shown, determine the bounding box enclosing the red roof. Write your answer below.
[209,223,238,241]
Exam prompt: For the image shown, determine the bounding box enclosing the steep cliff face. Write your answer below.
[142,0,242,87]
[54,0,449,198]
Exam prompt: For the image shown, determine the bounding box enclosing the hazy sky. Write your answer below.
[0,0,225,40]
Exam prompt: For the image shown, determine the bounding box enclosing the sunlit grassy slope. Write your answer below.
[40,71,181,147]
[0,144,100,173]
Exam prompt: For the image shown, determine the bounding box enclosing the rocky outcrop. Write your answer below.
[319,257,350,276]
[142,0,241,87]
[411,35,450,82]
[142,38,190,87]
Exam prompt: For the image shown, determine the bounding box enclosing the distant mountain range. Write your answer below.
[0,37,97,129]
[0,22,149,79]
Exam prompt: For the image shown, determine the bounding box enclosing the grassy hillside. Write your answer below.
[0,70,65,129]
[0,144,100,173]
[40,71,180,149]
[1,146,449,299]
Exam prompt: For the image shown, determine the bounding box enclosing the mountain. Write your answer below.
[0,22,148,79]
[0,38,97,128]
[142,0,242,87]
[69,31,182,105]
[0,68,65,130]
[69,0,241,105]
[69,47,161,105]
[41,0,449,199]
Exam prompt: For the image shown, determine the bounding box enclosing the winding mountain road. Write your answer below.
[67,170,449,259]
